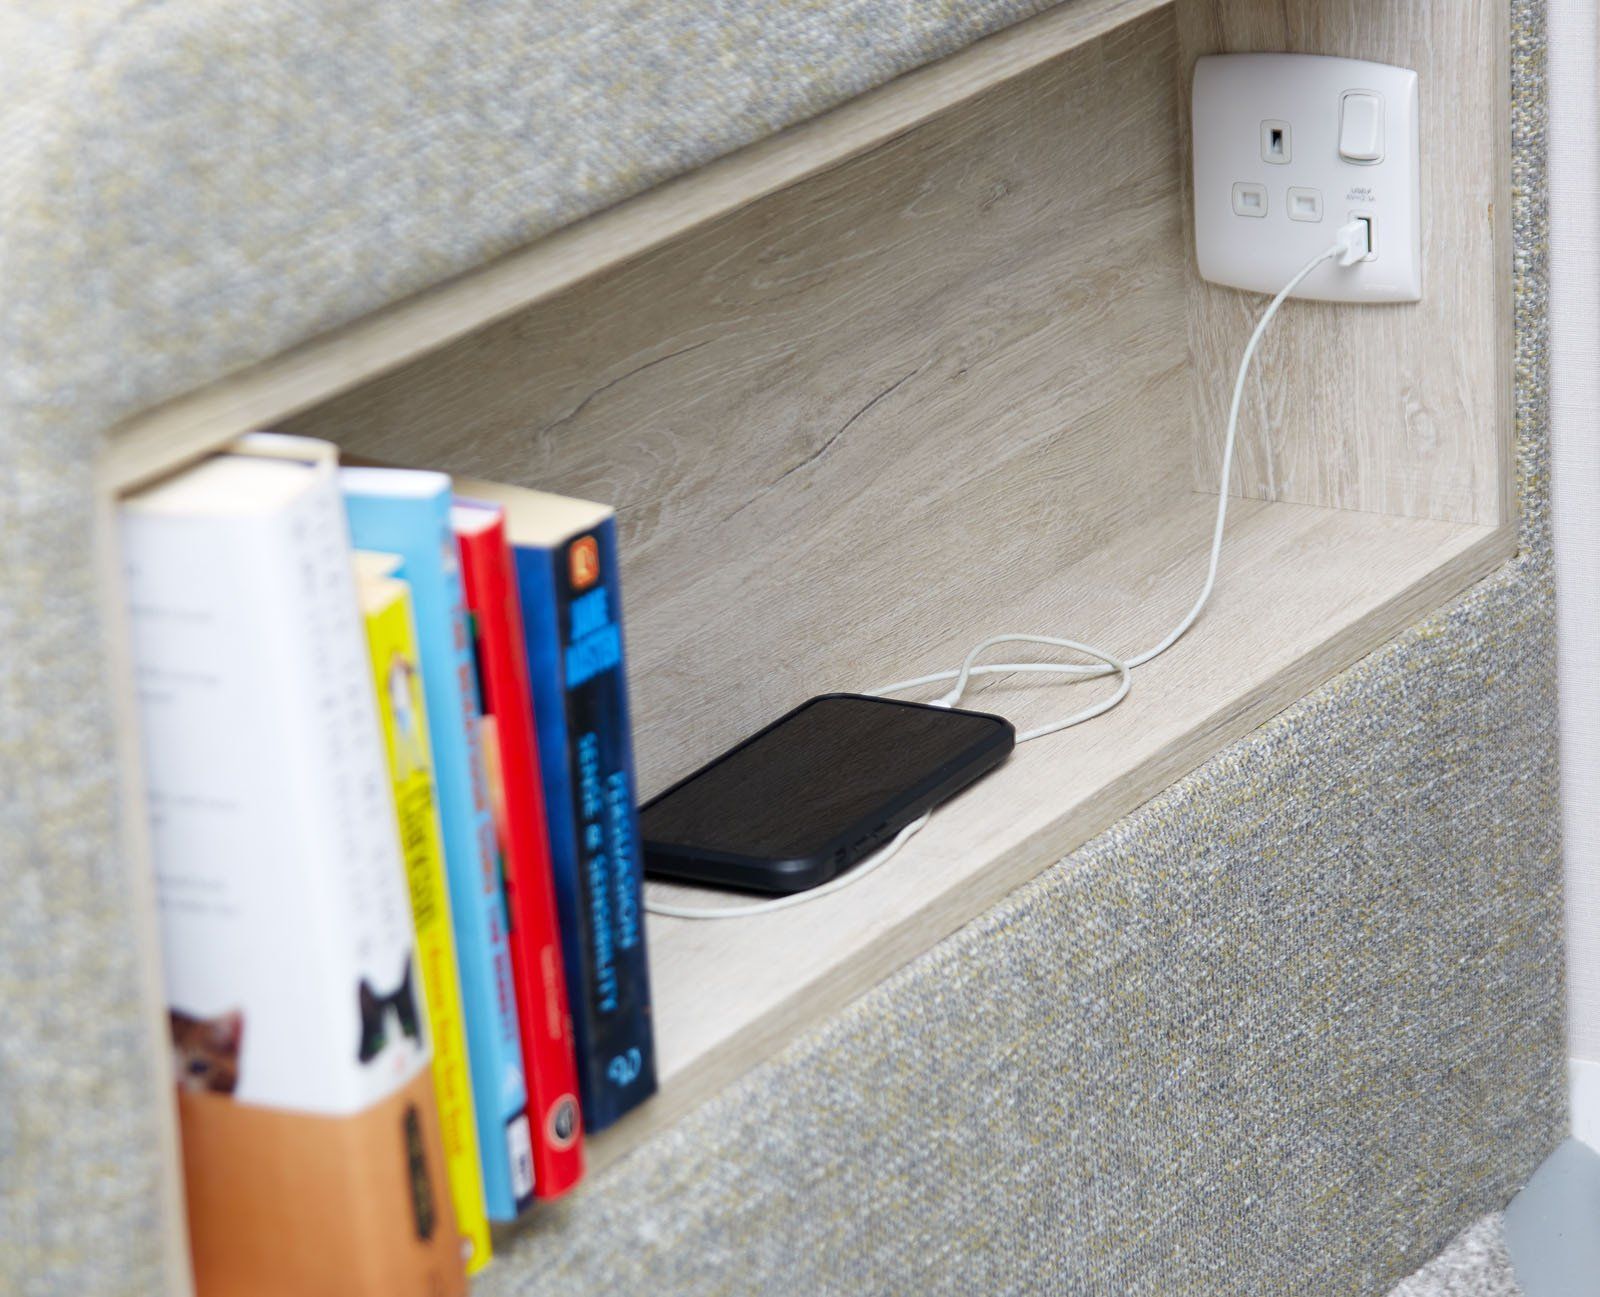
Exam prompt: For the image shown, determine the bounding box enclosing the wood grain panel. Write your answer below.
[1179,0,1511,526]
[288,12,1194,799]
[91,491,197,1297]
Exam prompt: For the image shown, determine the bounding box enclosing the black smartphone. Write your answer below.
[640,693,1015,895]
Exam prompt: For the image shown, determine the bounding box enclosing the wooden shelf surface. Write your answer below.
[584,493,1509,1172]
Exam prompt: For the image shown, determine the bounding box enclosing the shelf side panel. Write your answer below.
[1180,0,1512,527]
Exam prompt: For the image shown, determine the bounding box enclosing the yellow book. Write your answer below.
[356,551,493,1277]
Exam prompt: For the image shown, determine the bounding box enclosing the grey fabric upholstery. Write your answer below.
[0,1,1564,1294]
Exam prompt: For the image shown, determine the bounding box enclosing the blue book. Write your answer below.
[456,478,656,1132]
[340,468,534,1220]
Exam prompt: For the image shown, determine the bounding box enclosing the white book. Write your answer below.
[121,447,427,1115]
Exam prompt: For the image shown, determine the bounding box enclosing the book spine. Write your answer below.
[361,576,493,1273]
[343,486,533,1221]
[515,515,656,1132]
[456,516,585,1198]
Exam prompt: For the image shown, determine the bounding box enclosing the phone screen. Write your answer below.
[640,694,1010,866]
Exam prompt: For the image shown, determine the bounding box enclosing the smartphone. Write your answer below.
[640,693,1015,895]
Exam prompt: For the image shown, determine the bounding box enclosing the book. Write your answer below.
[455,478,656,1132]
[454,502,585,1197]
[340,468,535,1222]
[120,447,464,1297]
[355,552,493,1272]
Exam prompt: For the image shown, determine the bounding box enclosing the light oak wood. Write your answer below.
[288,11,1192,799]
[1180,0,1513,527]
[90,484,196,1297]
[583,497,1510,1174]
[97,0,1172,497]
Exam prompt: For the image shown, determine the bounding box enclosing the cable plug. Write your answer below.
[1335,218,1372,267]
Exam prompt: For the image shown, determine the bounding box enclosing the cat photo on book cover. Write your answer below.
[171,952,423,1100]
[171,1007,243,1095]
[359,954,424,1064]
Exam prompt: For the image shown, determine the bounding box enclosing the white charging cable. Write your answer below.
[646,224,1368,921]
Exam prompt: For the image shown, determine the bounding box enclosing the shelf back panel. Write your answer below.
[1180,0,1512,527]
[287,10,1194,800]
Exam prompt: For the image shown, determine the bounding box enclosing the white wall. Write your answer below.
[1549,0,1600,1151]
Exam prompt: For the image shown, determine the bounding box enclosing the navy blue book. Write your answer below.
[456,477,656,1132]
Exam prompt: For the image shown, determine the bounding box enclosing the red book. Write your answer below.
[452,499,585,1199]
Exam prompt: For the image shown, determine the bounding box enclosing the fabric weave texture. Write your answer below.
[0,1,1565,1294]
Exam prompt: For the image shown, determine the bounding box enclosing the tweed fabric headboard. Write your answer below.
[475,4,1566,1278]
[0,2,1562,1293]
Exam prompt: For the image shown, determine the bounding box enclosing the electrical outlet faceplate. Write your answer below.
[1193,53,1421,303]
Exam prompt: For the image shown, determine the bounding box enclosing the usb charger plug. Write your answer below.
[1336,217,1373,266]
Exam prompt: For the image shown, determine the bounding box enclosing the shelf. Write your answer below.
[84,0,1514,1279]
[585,493,1508,1171]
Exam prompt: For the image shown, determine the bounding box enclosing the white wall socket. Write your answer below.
[1193,53,1421,303]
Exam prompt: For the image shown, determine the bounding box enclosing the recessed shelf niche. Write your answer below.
[98,0,1511,1229]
